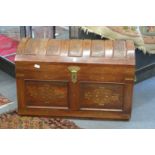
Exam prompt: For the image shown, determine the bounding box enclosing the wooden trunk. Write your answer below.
[15,38,135,120]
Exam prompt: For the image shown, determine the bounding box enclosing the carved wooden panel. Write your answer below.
[80,82,124,110]
[25,80,69,108]
[46,40,61,56]
[113,40,126,58]
[126,40,135,58]
[16,39,135,66]
[23,39,36,55]
[104,40,113,58]
[69,40,83,57]
[24,39,48,55]
[91,40,105,57]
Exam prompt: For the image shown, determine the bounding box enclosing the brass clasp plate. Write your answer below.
[68,66,80,83]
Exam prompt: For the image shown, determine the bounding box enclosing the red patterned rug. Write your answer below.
[0,111,80,129]
[0,93,14,107]
[0,34,18,63]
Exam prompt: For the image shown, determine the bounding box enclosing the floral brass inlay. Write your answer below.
[25,81,67,105]
[27,85,65,99]
[84,87,120,105]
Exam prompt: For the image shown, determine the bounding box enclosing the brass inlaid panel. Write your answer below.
[25,80,68,107]
[80,82,124,110]
[84,88,119,105]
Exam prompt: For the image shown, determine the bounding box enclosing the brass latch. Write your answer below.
[68,66,80,83]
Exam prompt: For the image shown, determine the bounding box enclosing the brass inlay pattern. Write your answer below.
[26,83,66,101]
[84,87,120,105]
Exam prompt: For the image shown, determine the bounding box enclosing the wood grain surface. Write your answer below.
[16,39,135,120]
